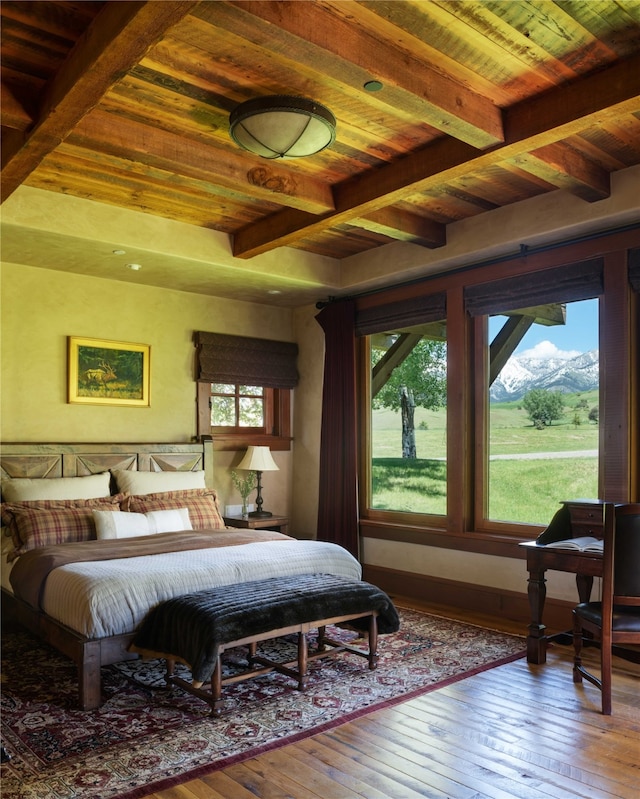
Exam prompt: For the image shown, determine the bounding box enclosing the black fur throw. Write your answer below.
[131,573,400,683]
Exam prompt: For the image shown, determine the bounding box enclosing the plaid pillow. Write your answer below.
[121,489,225,530]
[1,496,123,558]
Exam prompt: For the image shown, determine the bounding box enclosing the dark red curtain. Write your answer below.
[315,300,359,558]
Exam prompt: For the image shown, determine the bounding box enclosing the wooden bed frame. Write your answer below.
[1,439,213,710]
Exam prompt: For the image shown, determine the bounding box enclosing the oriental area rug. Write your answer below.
[1,608,525,799]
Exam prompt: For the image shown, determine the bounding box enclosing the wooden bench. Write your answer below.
[130,573,399,715]
[168,606,379,714]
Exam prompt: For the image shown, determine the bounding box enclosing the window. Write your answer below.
[368,325,447,518]
[210,383,265,429]
[356,292,447,523]
[196,382,291,450]
[486,299,599,526]
[357,234,638,550]
[466,258,604,535]
[194,332,297,451]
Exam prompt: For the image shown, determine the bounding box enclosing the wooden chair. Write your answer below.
[573,502,640,714]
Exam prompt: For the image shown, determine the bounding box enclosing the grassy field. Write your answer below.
[371,389,599,524]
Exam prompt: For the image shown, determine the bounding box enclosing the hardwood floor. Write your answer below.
[141,600,640,799]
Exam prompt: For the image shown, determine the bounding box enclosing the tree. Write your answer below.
[372,337,446,458]
[522,388,564,429]
[588,406,599,424]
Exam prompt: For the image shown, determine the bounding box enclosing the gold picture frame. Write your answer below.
[68,336,150,407]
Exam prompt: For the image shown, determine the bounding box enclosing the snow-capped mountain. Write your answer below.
[490,349,599,402]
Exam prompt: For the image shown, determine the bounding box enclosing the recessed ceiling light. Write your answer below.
[267,289,282,295]
[112,249,126,255]
[126,263,142,271]
[364,80,383,92]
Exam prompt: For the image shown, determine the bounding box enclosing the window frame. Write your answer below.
[197,382,292,451]
[357,229,638,552]
[209,383,267,432]
[472,303,601,538]
[360,331,449,531]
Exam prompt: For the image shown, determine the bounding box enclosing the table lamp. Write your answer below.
[237,445,279,518]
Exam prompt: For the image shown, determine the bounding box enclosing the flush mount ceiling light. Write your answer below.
[229,95,336,159]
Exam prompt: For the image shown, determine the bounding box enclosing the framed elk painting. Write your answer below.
[68,336,150,406]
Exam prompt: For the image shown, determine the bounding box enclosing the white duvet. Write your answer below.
[39,538,362,638]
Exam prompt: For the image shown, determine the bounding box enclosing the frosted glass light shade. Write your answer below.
[229,95,336,159]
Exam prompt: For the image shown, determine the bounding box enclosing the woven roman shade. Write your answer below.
[194,332,299,389]
[355,292,446,336]
[464,258,604,316]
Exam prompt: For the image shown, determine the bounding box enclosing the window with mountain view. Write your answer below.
[487,298,599,525]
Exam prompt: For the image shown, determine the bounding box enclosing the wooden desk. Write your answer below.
[520,541,602,664]
[522,498,606,664]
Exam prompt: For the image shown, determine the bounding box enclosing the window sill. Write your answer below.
[359,518,542,559]
[209,434,293,452]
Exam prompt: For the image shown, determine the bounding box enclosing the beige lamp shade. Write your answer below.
[236,446,278,518]
[237,446,279,472]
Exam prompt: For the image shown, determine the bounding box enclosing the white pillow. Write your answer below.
[92,508,192,540]
[1,472,111,502]
[111,469,207,495]
[145,509,192,534]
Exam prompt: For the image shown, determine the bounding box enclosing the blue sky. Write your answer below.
[490,298,599,359]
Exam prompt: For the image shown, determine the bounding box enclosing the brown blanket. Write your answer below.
[9,529,291,610]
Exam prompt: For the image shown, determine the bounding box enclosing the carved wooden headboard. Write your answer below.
[0,438,214,496]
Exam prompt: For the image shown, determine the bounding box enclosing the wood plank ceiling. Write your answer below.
[2,1,640,267]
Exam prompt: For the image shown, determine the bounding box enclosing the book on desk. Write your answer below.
[540,536,603,553]
[535,499,605,548]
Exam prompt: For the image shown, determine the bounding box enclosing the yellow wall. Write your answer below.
[0,262,295,520]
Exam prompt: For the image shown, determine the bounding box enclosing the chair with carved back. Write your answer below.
[572,502,640,714]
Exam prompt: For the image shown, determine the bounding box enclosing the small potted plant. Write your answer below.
[231,470,257,518]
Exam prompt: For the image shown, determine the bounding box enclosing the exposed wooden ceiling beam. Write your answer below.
[351,208,446,249]
[233,138,477,257]
[218,0,504,149]
[510,142,611,202]
[232,54,640,258]
[72,111,336,214]
[503,53,640,144]
[0,1,198,202]
[0,84,32,132]
[0,129,25,176]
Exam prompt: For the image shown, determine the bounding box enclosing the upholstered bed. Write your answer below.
[0,440,361,709]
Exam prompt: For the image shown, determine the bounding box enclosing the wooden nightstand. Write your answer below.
[223,515,289,535]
